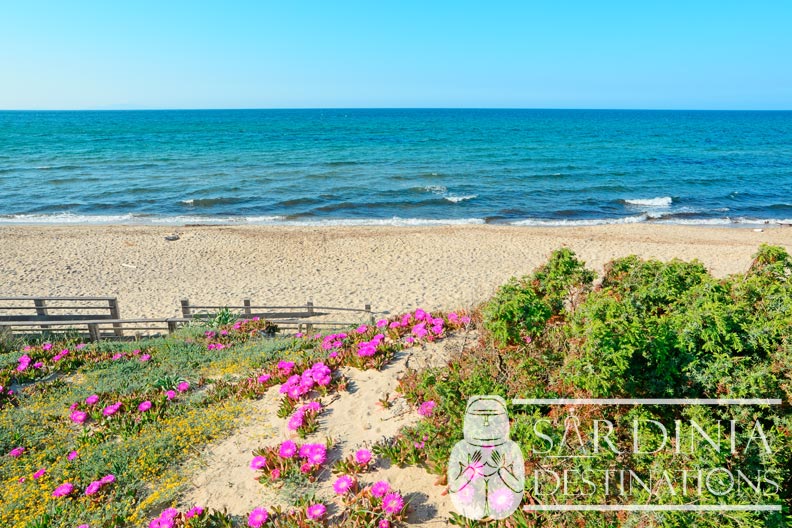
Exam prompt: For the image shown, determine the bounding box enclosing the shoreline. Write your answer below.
[2,223,789,320]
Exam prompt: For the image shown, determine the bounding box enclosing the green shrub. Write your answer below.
[482,278,552,345]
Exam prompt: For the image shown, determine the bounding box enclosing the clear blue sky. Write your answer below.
[1,0,790,110]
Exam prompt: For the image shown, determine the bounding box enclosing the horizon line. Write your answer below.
[2,106,792,112]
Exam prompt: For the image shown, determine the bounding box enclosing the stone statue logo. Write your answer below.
[448,395,525,520]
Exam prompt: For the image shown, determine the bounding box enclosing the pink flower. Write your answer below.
[70,411,88,424]
[33,361,44,369]
[132,349,141,356]
[270,468,280,479]
[78,525,90,528]
[287,413,304,431]
[138,401,152,412]
[139,354,151,362]
[33,468,46,479]
[100,474,116,484]
[52,482,74,497]
[112,353,123,360]
[306,503,326,520]
[250,456,267,470]
[299,443,326,465]
[279,440,297,458]
[354,449,372,465]
[185,506,204,518]
[8,447,25,458]
[382,492,404,515]
[489,487,516,513]
[418,400,436,417]
[85,481,102,495]
[166,390,177,400]
[376,319,388,328]
[277,361,295,373]
[379,520,390,528]
[333,474,355,494]
[356,324,368,334]
[85,394,99,405]
[257,374,271,384]
[102,402,121,416]
[248,507,269,527]
[68,450,78,461]
[371,480,390,497]
[42,342,53,351]
[177,381,190,392]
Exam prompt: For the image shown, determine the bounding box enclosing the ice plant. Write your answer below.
[70,410,88,424]
[33,468,46,479]
[333,474,355,494]
[138,400,152,412]
[8,447,25,458]
[382,492,405,515]
[417,400,436,417]
[248,507,269,527]
[52,482,75,498]
[306,503,326,520]
[177,381,190,392]
[371,480,390,498]
[85,394,99,405]
[354,448,372,465]
[279,440,297,458]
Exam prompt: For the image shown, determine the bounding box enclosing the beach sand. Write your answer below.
[1,224,789,319]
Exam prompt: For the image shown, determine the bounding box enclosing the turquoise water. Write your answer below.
[1,109,791,226]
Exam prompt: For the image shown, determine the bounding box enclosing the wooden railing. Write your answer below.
[0,296,124,337]
[0,296,376,341]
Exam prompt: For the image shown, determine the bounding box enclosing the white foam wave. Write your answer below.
[424,185,447,194]
[0,213,285,225]
[624,196,673,207]
[180,199,195,205]
[510,215,649,227]
[445,194,477,203]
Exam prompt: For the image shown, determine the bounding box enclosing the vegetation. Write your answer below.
[393,245,792,527]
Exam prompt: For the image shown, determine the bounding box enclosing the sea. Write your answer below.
[1,109,791,227]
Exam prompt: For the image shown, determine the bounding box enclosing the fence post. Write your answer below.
[34,299,50,330]
[87,323,100,342]
[306,301,314,332]
[167,319,178,334]
[365,303,373,324]
[243,298,252,317]
[108,298,124,337]
[180,299,192,318]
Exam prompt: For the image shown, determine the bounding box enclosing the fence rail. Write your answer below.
[0,296,375,341]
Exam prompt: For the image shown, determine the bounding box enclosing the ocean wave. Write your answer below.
[1,213,789,228]
[623,196,673,207]
[445,194,477,203]
[510,215,649,227]
[424,185,447,194]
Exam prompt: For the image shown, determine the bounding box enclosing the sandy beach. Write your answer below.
[2,224,789,318]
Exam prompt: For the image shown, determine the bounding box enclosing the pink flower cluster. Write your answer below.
[287,400,322,431]
[148,507,179,528]
[279,362,332,399]
[102,402,122,416]
[85,474,115,496]
[52,482,75,498]
[357,333,386,357]
[417,400,436,417]
[8,446,25,458]
[322,332,348,351]
[248,507,268,527]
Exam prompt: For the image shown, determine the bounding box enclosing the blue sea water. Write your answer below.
[0,109,791,226]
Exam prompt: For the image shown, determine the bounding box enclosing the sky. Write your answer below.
[1,1,790,110]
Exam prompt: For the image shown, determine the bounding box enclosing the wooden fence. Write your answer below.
[0,296,375,341]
